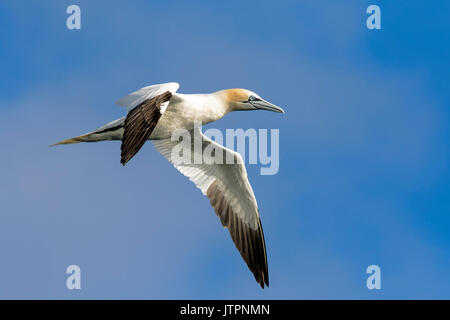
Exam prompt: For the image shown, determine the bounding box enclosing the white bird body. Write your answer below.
[77,92,228,141]
[52,82,284,288]
[151,93,228,139]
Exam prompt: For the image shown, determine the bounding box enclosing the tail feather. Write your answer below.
[50,134,91,147]
[50,117,125,147]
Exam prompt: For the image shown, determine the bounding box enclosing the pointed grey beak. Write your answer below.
[250,100,285,114]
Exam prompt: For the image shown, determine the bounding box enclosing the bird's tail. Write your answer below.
[50,133,93,146]
[50,117,125,147]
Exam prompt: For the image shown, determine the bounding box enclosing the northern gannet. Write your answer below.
[53,82,284,288]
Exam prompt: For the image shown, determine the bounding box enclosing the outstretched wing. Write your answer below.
[152,128,269,288]
[116,82,179,112]
[120,91,172,166]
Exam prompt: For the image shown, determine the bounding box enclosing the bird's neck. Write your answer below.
[181,93,230,125]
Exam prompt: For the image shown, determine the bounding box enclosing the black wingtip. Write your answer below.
[120,154,128,166]
[258,273,269,289]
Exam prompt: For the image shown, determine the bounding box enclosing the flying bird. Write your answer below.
[52,82,284,288]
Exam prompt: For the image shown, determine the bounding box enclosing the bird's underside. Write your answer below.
[52,83,271,288]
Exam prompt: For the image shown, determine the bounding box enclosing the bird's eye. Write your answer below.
[248,95,257,101]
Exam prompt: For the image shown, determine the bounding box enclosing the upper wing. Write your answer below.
[120,91,172,166]
[152,128,269,288]
[115,82,179,112]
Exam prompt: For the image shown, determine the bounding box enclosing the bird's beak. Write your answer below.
[251,100,285,114]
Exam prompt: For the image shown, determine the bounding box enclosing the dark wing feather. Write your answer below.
[207,180,269,288]
[120,91,172,166]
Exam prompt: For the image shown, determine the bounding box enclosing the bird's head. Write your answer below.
[219,89,285,114]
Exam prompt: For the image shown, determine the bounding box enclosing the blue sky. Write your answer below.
[0,1,449,299]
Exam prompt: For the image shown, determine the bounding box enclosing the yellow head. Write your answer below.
[218,89,285,113]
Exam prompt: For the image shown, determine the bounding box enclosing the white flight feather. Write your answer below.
[152,127,260,230]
